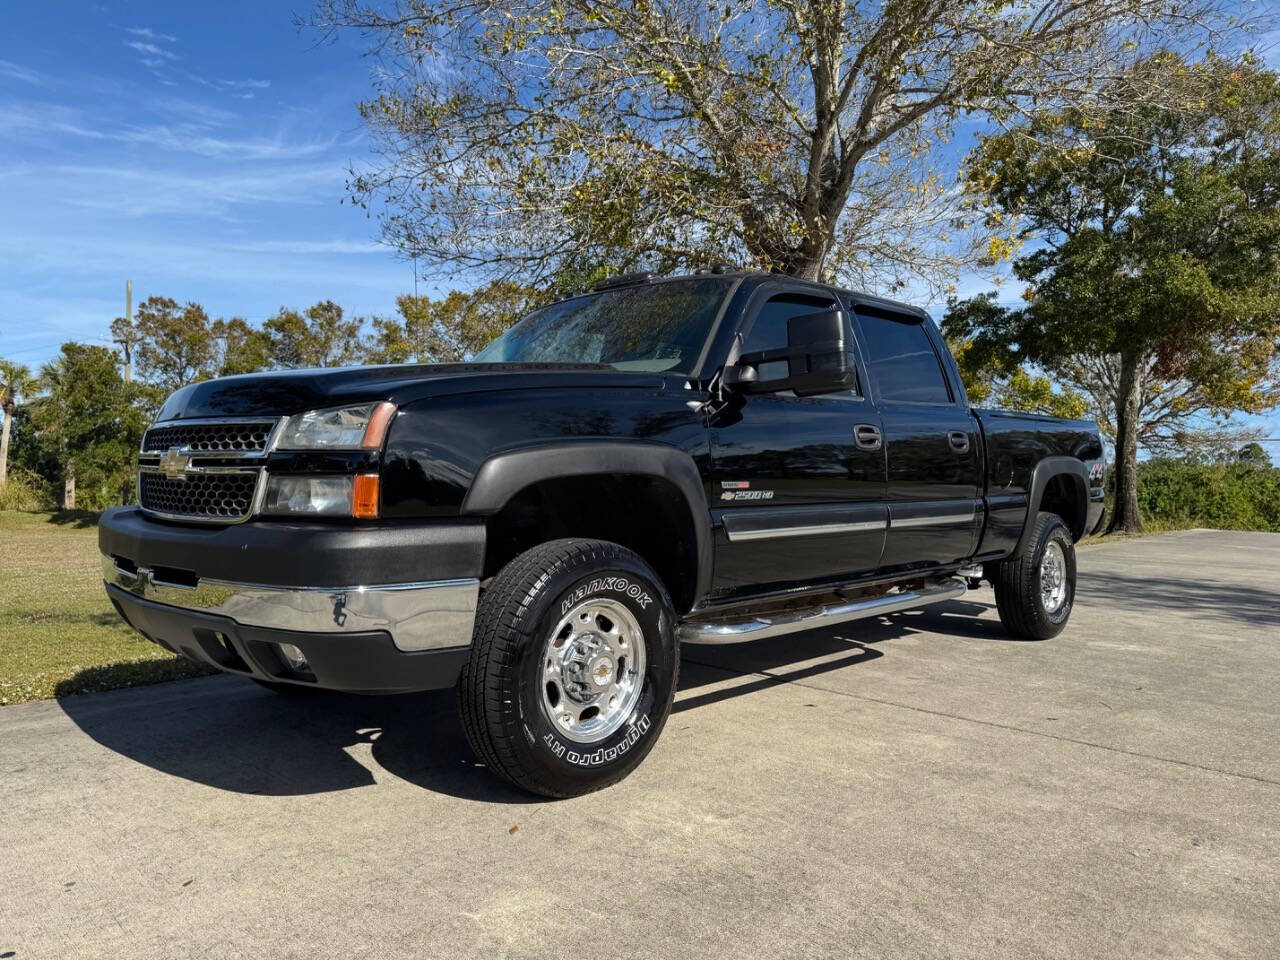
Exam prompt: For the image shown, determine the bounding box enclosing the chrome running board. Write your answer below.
[678,577,968,645]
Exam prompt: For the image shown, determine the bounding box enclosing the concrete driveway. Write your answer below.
[2,530,1277,959]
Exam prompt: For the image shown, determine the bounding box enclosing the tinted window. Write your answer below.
[857,311,951,404]
[473,278,730,374]
[741,293,859,396]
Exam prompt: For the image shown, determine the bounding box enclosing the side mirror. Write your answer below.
[725,308,859,397]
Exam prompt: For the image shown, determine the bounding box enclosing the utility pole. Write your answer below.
[111,279,135,383]
[123,279,132,383]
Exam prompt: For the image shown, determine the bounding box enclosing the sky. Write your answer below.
[0,1,420,370]
[0,2,1277,453]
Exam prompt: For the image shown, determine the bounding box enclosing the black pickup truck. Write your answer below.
[99,270,1105,797]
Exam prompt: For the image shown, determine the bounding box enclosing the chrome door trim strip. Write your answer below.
[889,508,976,529]
[725,520,886,542]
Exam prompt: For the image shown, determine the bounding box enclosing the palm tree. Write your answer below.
[0,359,36,487]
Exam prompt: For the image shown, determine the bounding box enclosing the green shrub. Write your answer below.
[66,463,136,512]
[1136,459,1280,532]
[0,468,55,511]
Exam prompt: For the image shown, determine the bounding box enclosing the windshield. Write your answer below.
[473,277,731,374]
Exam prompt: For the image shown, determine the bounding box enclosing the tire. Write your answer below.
[992,512,1077,640]
[458,539,678,798]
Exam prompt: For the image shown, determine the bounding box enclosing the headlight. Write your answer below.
[262,476,355,516]
[261,473,381,519]
[277,402,396,451]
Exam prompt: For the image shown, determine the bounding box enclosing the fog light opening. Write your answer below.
[277,642,310,673]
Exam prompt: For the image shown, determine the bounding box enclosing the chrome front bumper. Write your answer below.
[102,556,479,653]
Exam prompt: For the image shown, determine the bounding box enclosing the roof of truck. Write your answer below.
[588,268,929,319]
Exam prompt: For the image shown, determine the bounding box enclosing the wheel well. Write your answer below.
[1039,472,1087,541]
[481,474,701,613]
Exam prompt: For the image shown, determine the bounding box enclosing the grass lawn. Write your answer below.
[0,510,213,705]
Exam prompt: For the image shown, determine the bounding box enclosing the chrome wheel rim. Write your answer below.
[1040,541,1068,614]
[540,597,647,744]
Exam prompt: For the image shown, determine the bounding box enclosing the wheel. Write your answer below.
[458,538,678,798]
[250,678,324,696]
[992,512,1077,640]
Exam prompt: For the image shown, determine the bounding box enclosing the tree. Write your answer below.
[1,359,36,487]
[1237,442,1272,467]
[211,317,273,377]
[945,298,1088,419]
[109,314,143,382]
[28,344,148,510]
[314,0,1226,290]
[367,282,547,364]
[264,301,363,368]
[133,296,217,390]
[945,58,1280,533]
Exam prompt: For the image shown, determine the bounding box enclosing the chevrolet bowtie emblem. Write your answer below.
[159,447,192,480]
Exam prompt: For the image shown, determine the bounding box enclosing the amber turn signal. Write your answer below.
[351,473,381,519]
[361,401,397,449]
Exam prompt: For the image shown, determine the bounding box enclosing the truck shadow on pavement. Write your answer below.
[1077,569,1280,627]
[673,597,998,712]
[55,598,994,804]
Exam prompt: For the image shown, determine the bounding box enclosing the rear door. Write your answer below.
[849,303,982,570]
[707,282,887,599]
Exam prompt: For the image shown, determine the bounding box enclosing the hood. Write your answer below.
[153,362,672,420]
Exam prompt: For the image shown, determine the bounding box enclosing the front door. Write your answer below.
[849,304,982,570]
[707,283,887,600]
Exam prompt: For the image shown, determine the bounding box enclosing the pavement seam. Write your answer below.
[680,655,1280,788]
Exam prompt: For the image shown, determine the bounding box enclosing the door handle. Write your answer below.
[948,431,970,454]
[854,424,882,451]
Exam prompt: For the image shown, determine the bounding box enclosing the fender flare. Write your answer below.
[460,441,714,608]
[1012,456,1090,556]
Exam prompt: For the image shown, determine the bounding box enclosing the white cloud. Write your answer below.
[113,124,339,160]
[47,162,348,219]
[126,40,180,61]
[189,75,271,91]
[125,27,178,43]
[149,95,240,126]
[0,103,108,140]
[0,59,42,85]
[2,100,336,161]
[229,240,387,255]
[183,74,272,99]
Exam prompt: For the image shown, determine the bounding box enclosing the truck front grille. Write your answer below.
[139,470,259,521]
[143,421,277,454]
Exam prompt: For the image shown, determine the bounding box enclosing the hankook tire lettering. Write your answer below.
[560,577,652,615]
